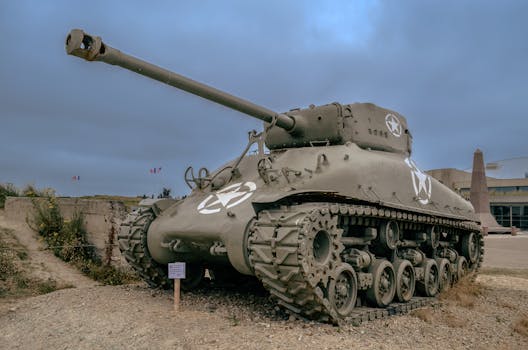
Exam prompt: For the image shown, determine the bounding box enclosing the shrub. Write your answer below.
[439,276,485,308]
[0,237,19,280]
[83,262,136,285]
[0,183,19,208]
[30,195,136,286]
[22,184,54,198]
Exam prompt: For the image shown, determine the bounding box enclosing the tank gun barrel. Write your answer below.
[65,29,295,130]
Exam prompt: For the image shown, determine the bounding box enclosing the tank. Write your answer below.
[66,29,484,324]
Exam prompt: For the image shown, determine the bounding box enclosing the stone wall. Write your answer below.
[4,197,129,266]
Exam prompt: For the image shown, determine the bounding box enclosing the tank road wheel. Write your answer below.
[416,259,439,297]
[426,225,440,249]
[461,232,480,264]
[455,256,468,281]
[328,264,358,317]
[379,220,400,250]
[118,208,170,289]
[436,258,452,292]
[393,259,416,302]
[366,259,396,307]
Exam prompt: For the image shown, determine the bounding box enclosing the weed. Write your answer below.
[29,195,136,286]
[36,278,58,294]
[83,262,136,285]
[439,277,485,308]
[227,314,240,326]
[0,239,19,279]
[22,184,54,198]
[28,196,63,241]
[0,183,19,208]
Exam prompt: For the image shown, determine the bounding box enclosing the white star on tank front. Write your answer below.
[404,158,432,205]
[197,182,257,214]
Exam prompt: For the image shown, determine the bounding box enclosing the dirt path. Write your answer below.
[0,209,96,289]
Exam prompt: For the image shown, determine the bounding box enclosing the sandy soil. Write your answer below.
[1,211,527,349]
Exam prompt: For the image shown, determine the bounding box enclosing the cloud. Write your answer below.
[1,0,526,196]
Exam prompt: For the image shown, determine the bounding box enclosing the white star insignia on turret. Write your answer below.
[385,113,402,137]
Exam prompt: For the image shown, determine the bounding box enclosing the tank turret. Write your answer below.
[66,29,411,154]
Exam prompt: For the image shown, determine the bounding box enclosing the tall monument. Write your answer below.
[470,149,511,233]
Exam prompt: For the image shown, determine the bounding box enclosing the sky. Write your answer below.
[1,0,527,197]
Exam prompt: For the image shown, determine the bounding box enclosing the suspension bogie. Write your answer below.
[327,203,481,317]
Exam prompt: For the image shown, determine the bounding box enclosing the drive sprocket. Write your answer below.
[118,207,171,289]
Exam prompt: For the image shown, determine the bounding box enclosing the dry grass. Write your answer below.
[512,314,528,337]
[79,195,141,209]
[480,267,528,280]
[439,277,485,309]
[411,308,433,323]
[443,312,466,328]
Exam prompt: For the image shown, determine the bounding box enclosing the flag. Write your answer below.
[72,176,80,181]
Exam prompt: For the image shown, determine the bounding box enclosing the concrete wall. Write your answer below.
[4,197,129,267]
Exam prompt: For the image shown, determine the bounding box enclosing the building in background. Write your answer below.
[428,156,528,231]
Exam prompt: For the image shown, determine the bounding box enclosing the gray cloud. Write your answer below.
[1,0,526,196]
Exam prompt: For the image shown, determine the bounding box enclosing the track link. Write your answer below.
[248,203,482,325]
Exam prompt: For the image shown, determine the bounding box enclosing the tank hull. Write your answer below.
[147,143,477,276]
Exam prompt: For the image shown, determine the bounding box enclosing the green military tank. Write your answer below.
[66,29,483,324]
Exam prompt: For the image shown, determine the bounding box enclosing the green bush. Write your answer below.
[30,196,63,243]
[22,184,54,198]
[82,262,135,285]
[0,183,19,208]
[30,195,136,286]
[36,279,59,294]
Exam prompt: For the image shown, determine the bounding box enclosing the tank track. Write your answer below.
[247,203,483,325]
[117,207,170,289]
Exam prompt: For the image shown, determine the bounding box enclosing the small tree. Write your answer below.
[158,187,172,199]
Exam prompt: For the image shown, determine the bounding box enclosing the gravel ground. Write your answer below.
[1,275,527,349]
[1,211,528,349]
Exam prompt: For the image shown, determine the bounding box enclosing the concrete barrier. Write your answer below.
[4,196,129,267]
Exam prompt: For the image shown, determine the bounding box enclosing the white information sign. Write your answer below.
[168,262,186,279]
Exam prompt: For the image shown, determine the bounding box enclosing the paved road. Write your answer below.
[483,232,528,269]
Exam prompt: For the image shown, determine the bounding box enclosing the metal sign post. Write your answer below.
[168,262,186,312]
